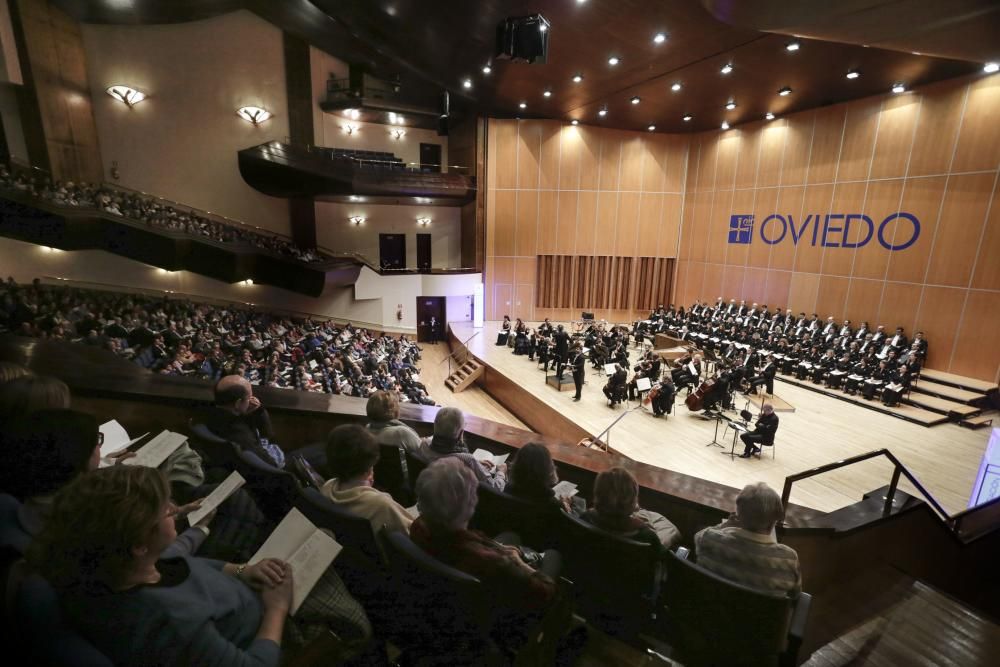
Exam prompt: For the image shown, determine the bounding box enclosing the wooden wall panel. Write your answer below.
[908,80,965,177]
[558,125,581,190]
[658,193,683,258]
[824,181,869,277]
[744,267,767,304]
[951,291,1000,379]
[837,97,880,182]
[538,122,561,191]
[715,133,739,189]
[673,260,691,306]
[915,286,967,371]
[925,172,993,287]
[706,189,732,264]
[808,104,847,184]
[687,262,707,303]
[696,134,718,191]
[787,271,820,315]
[971,183,1000,291]
[615,191,640,257]
[594,192,618,255]
[576,190,598,255]
[536,191,559,254]
[638,192,663,254]
[663,135,688,193]
[727,189,755,267]
[555,191,578,255]
[598,131,622,191]
[764,270,792,309]
[794,184,835,273]
[887,176,946,283]
[620,136,645,192]
[734,125,762,189]
[951,76,1000,173]
[816,275,850,319]
[722,265,746,300]
[494,283,513,318]
[494,120,518,189]
[578,126,601,190]
[757,123,786,187]
[854,179,904,280]
[516,122,541,189]
[515,190,538,257]
[878,282,922,335]
[770,186,803,271]
[641,134,667,192]
[701,263,723,302]
[844,279,883,325]
[782,113,814,187]
[493,189,517,257]
[687,190,712,262]
[870,95,918,180]
[515,283,534,321]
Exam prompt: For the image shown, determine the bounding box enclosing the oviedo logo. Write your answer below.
[727,213,920,251]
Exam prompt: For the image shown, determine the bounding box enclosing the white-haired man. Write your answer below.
[694,482,801,595]
[739,403,779,458]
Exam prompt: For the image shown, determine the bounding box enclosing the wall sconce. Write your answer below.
[343,108,361,120]
[106,85,146,107]
[349,216,366,225]
[236,106,272,125]
[390,128,406,139]
[416,216,431,226]
[342,123,359,135]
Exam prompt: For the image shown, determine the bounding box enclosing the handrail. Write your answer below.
[440,331,480,374]
[780,448,952,526]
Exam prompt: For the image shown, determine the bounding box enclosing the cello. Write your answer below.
[685,377,717,411]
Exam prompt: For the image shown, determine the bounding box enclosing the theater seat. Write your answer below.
[660,550,811,667]
[373,444,414,506]
[232,449,300,524]
[471,483,563,551]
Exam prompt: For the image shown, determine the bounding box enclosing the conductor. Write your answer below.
[739,404,779,458]
[571,342,586,401]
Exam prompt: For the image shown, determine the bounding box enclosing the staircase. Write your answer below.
[905,369,998,423]
[445,359,484,393]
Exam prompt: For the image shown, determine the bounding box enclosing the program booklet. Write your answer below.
[472,449,509,467]
[121,430,188,469]
[186,471,246,526]
[98,420,149,467]
[250,508,343,615]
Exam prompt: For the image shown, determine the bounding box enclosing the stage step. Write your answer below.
[816,486,921,531]
[961,412,996,430]
[911,378,987,405]
[444,360,483,393]
[918,369,998,394]
[904,392,980,418]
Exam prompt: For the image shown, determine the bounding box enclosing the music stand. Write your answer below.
[634,376,652,409]
[726,421,749,460]
[602,363,617,378]
[704,410,727,448]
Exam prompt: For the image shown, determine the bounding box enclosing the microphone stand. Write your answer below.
[592,406,643,452]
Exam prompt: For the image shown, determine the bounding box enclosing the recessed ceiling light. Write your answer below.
[647,124,656,131]
[519,101,527,109]
[984,62,999,73]
[786,42,800,52]
[892,83,906,94]
[630,96,641,105]
[765,112,775,120]
[721,121,730,130]
[682,114,693,122]
[598,106,608,117]
[539,23,547,33]
[846,69,860,79]
[482,64,492,75]
[462,78,472,89]
[543,89,552,97]
[720,63,733,74]
[608,56,620,66]
[778,86,792,96]
[671,82,682,92]
[571,119,579,125]
[572,73,583,83]
[725,101,737,110]
[576,0,587,3]
[653,33,666,44]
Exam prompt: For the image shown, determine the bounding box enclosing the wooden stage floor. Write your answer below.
[450,322,990,516]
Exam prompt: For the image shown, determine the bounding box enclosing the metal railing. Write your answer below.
[440,330,480,375]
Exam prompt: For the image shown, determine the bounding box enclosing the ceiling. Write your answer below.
[53,0,995,133]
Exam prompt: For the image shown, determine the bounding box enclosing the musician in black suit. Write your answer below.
[739,404,779,458]
[748,353,776,396]
[553,325,570,380]
[570,342,586,401]
[651,374,676,417]
[603,363,627,406]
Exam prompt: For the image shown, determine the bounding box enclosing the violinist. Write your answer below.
[671,353,702,390]
[748,353,776,396]
[627,359,654,401]
[603,363,627,406]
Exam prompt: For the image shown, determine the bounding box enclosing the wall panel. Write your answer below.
[925,172,993,287]
[808,104,847,184]
[951,291,1000,379]
[908,80,965,177]
[837,97,880,182]
[951,76,1000,173]
[870,95,918,180]
[878,282,922,335]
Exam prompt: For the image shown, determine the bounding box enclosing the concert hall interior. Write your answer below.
[1,1,999,665]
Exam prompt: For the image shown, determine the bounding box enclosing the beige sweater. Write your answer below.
[320,478,415,536]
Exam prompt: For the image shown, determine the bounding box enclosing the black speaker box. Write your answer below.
[495,15,550,64]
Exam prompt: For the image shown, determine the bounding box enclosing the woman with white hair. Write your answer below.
[416,407,507,489]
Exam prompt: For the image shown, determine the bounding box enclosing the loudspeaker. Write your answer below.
[582,312,594,321]
[495,15,550,64]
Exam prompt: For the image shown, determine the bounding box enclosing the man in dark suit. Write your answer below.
[603,363,627,405]
[553,324,570,380]
[201,374,285,468]
[570,342,586,401]
[740,404,779,458]
[749,353,777,396]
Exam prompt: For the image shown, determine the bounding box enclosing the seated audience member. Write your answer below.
[410,458,560,613]
[504,443,577,513]
[694,482,801,596]
[0,360,30,385]
[203,374,286,468]
[0,374,71,422]
[28,466,372,664]
[581,467,681,549]
[417,407,507,489]
[365,390,422,454]
[322,424,414,538]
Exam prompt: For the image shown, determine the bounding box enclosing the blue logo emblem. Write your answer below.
[728,215,754,244]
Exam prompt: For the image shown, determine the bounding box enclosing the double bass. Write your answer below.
[685,377,718,411]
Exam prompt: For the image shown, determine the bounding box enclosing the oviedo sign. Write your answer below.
[727,212,920,251]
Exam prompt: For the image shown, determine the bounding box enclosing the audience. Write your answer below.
[203,374,285,468]
[0,163,325,263]
[416,407,507,490]
[322,424,414,540]
[365,390,422,455]
[581,467,681,549]
[0,374,71,422]
[694,482,801,596]
[504,443,576,513]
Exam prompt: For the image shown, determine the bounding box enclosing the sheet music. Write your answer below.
[98,420,149,466]
[122,430,188,469]
[472,449,509,466]
[604,364,618,375]
[636,377,653,391]
[186,471,246,526]
[552,481,579,499]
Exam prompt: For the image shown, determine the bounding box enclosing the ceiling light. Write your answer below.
[106,85,146,107]
[725,101,737,110]
[846,69,860,79]
[630,96,641,104]
[984,62,999,73]
[720,63,733,74]
[462,78,472,89]
[647,124,656,131]
[349,195,363,202]
[236,106,272,125]
[778,86,792,96]
[416,216,431,226]
[671,82,682,92]
[682,114,693,122]
[395,114,405,124]
[576,0,587,3]
[653,33,666,44]
[414,197,431,203]
[482,64,492,74]
[519,101,527,109]
[892,83,906,93]
[765,112,775,120]
[243,279,254,286]
[608,56,620,66]
[598,106,608,117]
[786,42,800,52]
[344,108,361,120]
[571,119,579,125]
[539,23,548,33]
[543,89,552,97]
[572,73,583,83]
[349,216,365,225]
[721,121,730,130]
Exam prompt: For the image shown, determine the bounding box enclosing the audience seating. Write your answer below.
[470,483,564,551]
[659,550,811,667]
[232,449,301,525]
[187,421,242,482]
[374,444,414,506]
[294,487,384,574]
[402,449,427,491]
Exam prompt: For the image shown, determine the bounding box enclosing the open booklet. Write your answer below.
[98,420,149,467]
[250,508,343,615]
[121,430,189,469]
[186,471,246,526]
[472,449,509,467]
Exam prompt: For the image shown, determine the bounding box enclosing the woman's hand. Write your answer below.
[260,563,294,613]
[175,498,205,519]
[241,558,288,590]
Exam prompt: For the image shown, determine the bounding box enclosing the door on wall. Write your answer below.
[416,296,446,343]
[416,233,431,272]
[420,143,442,173]
[379,234,406,270]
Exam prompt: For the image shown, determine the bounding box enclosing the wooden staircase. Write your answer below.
[905,369,998,423]
[445,359,484,393]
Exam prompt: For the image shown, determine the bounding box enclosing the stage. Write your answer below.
[449,321,989,515]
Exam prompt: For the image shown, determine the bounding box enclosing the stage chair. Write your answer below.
[658,550,811,667]
[470,482,564,551]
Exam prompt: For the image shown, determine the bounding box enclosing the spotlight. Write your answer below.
[647,124,656,131]
[482,64,492,74]
[519,101,527,109]
[721,121,730,130]
[572,73,583,83]
[720,63,733,74]
[682,114,693,122]
[342,123,359,134]
[539,23,547,33]
[631,96,641,105]
[653,33,666,44]
[390,128,406,139]
[349,195,363,202]
[892,82,906,93]
[598,106,608,117]
[543,89,552,97]
[671,82,682,92]
[243,279,254,286]
[984,62,999,73]
[725,101,736,110]
[106,85,147,107]
[778,86,792,96]
[765,112,775,120]
[846,69,860,79]
[570,119,579,125]
[608,56,620,66]
[786,42,800,52]
[462,78,473,89]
